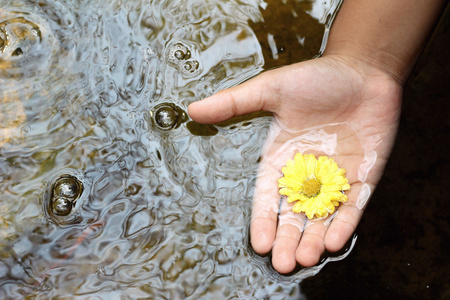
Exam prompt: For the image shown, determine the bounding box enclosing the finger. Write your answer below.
[324,182,372,252]
[293,162,365,264]
[250,160,282,255]
[250,124,295,255]
[250,125,317,257]
[295,218,328,267]
[187,71,280,124]
[271,200,305,274]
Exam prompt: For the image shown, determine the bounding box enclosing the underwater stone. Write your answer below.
[52,197,72,216]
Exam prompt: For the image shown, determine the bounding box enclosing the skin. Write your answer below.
[188,0,447,274]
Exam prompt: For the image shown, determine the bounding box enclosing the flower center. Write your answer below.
[303,178,321,197]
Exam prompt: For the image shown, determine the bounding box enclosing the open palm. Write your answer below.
[188,55,402,273]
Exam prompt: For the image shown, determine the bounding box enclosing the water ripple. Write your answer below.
[0,0,342,298]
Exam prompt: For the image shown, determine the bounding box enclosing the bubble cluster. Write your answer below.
[49,175,83,217]
[152,103,188,130]
[167,42,200,76]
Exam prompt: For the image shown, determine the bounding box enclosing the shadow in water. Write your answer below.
[249,0,326,69]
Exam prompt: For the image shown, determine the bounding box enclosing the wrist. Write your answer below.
[323,0,446,87]
[323,45,408,86]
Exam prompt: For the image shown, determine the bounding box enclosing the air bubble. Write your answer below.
[53,176,82,200]
[183,63,192,71]
[21,125,30,133]
[155,106,178,129]
[174,49,185,60]
[52,198,72,216]
[152,103,188,131]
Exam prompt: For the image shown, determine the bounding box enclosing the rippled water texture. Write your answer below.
[0,0,342,298]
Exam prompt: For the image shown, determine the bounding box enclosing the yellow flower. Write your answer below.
[278,153,350,219]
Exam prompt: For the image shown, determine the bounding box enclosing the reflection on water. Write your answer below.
[1,0,341,298]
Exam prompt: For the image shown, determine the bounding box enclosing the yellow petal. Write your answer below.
[294,153,307,176]
[305,154,317,177]
[288,193,303,202]
[279,187,292,196]
[305,208,315,219]
[326,201,336,212]
[293,201,303,213]
[316,156,330,179]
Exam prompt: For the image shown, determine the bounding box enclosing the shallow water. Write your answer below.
[0,0,345,298]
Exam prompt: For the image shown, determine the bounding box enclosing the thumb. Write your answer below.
[187,72,278,124]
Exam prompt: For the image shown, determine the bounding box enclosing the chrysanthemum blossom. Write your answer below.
[278,153,350,219]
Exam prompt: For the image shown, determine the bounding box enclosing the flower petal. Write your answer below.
[305,154,317,177]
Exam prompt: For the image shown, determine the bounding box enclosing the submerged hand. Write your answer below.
[188,55,402,274]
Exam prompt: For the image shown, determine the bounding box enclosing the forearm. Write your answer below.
[324,0,447,84]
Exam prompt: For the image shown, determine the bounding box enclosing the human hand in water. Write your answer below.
[188,54,402,273]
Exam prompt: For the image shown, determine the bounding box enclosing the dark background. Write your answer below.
[299,4,450,300]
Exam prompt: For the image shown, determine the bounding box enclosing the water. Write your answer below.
[1,0,343,298]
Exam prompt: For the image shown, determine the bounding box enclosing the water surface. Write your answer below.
[1,0,342,298]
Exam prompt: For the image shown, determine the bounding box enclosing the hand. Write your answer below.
[188,54,402,274]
